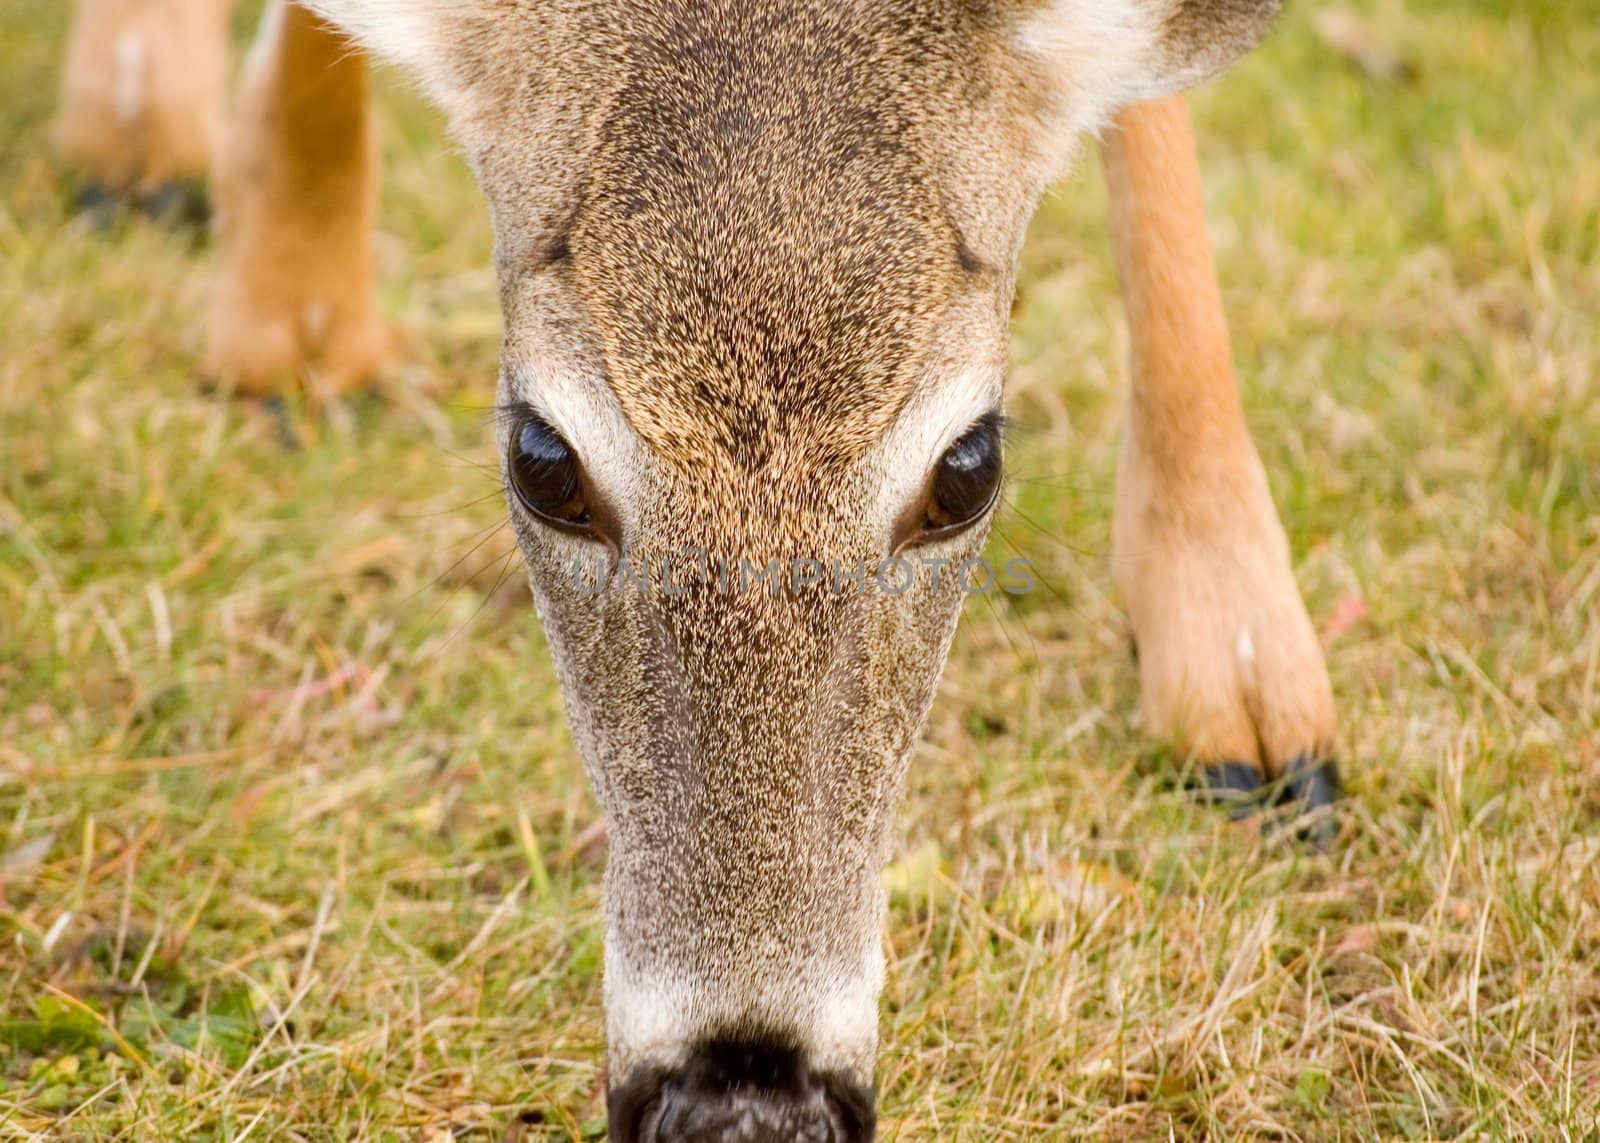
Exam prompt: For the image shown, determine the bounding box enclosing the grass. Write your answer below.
[2,0,1598,1138]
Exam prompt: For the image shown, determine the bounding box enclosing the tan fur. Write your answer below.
[54,0,1318,1128]
[1103,94,1337,775]
[57,0,233,189]
[206,2,385,398]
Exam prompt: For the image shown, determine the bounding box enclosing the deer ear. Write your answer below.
[1024,0,1280,122]
[297,0,496,110]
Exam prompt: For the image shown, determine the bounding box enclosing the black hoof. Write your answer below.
[258,395,304,452]
[1190,756,1343,847]
[1196,761,1265,820]
[137,180,210,228]
[74,182,121,231]
[74,177,209,228]
[75,181,117,213]
[72,180,209,232]
[1273,756,1343,848]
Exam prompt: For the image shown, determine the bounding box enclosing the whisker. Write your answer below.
[399,517,513,614]
[444,402,516,436]
[428,545,525,657]
[1007,471,1085,487]
[974,575,1037,671]
[999,498,1100,560]
[389,489,507,521]
[991,524,1078,617]
[430,446,502,477]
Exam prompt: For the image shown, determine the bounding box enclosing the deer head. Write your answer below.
[302,1,1279,1137]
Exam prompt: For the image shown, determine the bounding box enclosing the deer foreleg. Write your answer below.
[206,0,386,398]
[58,0,232,200]
[1101,94,1340,830]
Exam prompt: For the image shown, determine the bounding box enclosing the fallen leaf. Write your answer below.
[1331,924,1379,957]
[1322,594,1369,640]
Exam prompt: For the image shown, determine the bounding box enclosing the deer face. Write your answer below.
[495,41,1010,1125]
[307,1,1280,1136]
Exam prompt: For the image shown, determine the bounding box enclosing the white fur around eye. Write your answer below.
[502,344,654,541]
[872,366,1002,540]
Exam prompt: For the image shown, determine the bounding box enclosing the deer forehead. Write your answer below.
[480,3,1021,532]
[568,177,971,476]
[534,2,1016,477]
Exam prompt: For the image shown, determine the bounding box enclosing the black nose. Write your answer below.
[609,1038,876,1143]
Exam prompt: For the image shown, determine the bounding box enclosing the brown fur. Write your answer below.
[1103,94,1337,774]
[205,3,386,397]
[58,0,1327,1126]
[57,0,233,190]
[473,7,1038,1085]
[570,1,1022,475]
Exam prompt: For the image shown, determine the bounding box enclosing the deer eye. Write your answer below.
[924,413,1003,536]
[507,412,592,534]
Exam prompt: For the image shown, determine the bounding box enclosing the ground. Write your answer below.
[2,1,1597,1138]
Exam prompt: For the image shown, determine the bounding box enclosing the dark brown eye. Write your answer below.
[925,413,1003,535]
[507,413,592,533]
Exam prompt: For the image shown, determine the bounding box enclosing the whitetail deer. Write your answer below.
[59,0,1340,1137]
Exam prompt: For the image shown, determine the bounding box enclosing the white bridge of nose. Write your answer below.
[603,934,885,1082]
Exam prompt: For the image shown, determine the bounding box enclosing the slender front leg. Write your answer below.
[206,1,386,398]
[1102,94,1340,822]
[57,0,232,195]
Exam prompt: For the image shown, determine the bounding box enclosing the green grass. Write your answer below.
[3,1,1598,1138]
